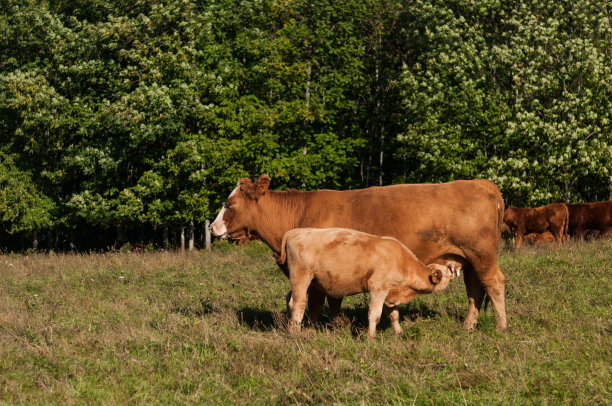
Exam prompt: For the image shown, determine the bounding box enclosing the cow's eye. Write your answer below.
[225,202,232,209]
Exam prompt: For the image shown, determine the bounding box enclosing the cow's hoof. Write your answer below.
[288,321,301,335]
[496,322,507,333]
[464,319,477,331]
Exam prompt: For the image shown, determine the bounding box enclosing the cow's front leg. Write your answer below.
[515,230,524,249]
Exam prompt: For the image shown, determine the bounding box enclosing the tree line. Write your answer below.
[0,0,610,251]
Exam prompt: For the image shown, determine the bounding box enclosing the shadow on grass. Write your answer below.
[236,307,278,331]
[172,298,215,318]
[237,300,448,336]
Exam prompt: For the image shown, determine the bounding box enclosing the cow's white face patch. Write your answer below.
[210,206,227,236]
[210,186,239,237]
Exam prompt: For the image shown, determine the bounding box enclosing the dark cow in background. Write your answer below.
[211,175,508,332]
[566,201,612,240]
[583,226,612,240]
[503,203,568,249]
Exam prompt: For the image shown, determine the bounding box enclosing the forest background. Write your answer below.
[0,0,610,251]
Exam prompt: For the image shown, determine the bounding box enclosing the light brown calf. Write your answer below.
[277,228,457,338]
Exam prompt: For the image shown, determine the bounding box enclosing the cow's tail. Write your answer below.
[274,232,290,265]
[495,191,505,242]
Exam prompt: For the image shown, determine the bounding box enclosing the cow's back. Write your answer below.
[294,180,502,265]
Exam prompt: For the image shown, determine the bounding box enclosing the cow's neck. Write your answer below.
[252,190,311,254]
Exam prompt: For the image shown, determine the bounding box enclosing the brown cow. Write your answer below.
[583,226,612,240]
[277,228,458,338]
[566,201,612,240]
[523,232,555,245]
[210,175,507,332]
[503,203,568,249]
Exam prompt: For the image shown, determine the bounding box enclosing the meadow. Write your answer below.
[0,239,610,405]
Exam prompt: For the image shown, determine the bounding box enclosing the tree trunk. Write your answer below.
[188,221,194,251]
[379,128,384,186]
[180,224,185,252]
[47,229,54,252]
[163,225,169,250]
[205,219,211,251]
[32,231,38,252]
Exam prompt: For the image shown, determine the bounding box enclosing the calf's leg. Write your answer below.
[384,305,402,335]
[288,269,313,334]
[367,290,388,339]
[285,290,294,316]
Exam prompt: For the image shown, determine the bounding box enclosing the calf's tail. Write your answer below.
[274,232,290,265]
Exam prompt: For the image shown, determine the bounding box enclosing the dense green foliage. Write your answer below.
[0,0,610,250]
[0,240,610,403]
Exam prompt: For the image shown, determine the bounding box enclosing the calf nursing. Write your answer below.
[277,228,458,338]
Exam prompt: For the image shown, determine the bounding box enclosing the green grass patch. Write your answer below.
[0,240,610,404]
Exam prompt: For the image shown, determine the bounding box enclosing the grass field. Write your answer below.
[0,239,610,405]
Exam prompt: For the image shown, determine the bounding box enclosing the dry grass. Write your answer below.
[0,239,610,404]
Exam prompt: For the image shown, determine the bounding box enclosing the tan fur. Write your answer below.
[281,228,455,338]
[211,174,508,332]
[504,203,569,249]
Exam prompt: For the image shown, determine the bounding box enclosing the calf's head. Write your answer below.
[209,175,270,239]
[427,264,456,292]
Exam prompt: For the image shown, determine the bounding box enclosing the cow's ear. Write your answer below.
[254,174,271,197]
[238,177,252,191]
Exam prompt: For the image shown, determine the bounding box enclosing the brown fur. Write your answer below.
[503,203,569,249]
[523,232,555,245]
[566,201,612,240]
[583,225,612,240]
[280,228,455,338]
[211,174,507,332]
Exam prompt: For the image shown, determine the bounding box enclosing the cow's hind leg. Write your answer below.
[327,296,343,322]
[473,263,507,332]
[306,287,326,326]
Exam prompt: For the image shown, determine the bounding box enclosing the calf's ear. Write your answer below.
[427,265,442,284]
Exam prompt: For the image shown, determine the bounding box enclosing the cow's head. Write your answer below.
[502,206,517,232]
[209,174,271,239]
